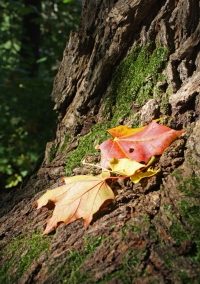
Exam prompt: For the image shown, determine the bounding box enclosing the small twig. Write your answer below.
[82,160,111,172]
[82,160,128,179]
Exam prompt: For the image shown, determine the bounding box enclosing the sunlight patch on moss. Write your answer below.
[65,123,110,175]
[110,45,168,125]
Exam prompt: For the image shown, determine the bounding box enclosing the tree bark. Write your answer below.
[0,0,200,283]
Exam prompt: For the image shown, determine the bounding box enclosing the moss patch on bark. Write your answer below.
[0,232,50,283]
[65,45,168,175]
[55,236,104,283]
[173,176,200,263]
[157,174,200,282]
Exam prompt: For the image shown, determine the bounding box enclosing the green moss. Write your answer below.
[121,223,142,238]
[97,216,151,283]
[178,270,196,284]
[153,77,171,115]
[127,112,140,128]
[170,222,189,245]
[162,251,175,269]
[49,144,58,162]
[60,134,70,152]
[179,176,200,198]
[160,85,172,114]
[169,175,200,263]
[98,249,145,284]
[57,235,103,283]
[65,45,168,175]
[65,123,110,175]
[110,45,168,125]
[156,174,200,281]
[0,232,50,283]
[161,251,200,283]
[179,201,200,262]
[121,214,150,239]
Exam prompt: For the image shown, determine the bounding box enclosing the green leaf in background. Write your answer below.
[36,57,47,64]
[63,0,74,4]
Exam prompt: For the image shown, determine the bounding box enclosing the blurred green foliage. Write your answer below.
[0,0,81,189]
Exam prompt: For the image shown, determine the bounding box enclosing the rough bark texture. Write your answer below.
[0,0,200,283]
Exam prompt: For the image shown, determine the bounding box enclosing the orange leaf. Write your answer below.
[37,173,114,234]
[99,121,184,168]
[108,125,145,138]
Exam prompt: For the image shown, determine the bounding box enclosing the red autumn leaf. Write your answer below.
[99,121,184,168]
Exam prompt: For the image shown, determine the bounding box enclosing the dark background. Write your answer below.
[0,0,81,189]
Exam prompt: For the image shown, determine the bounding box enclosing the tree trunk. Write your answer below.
[1,0,200,283]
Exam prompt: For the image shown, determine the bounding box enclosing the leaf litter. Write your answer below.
[37,121,184,233]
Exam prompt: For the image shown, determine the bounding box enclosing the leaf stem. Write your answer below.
[82,160,110,172]
[106,176,128,180]
[82,160,128,180]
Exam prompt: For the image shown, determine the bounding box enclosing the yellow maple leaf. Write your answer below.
[109,156,159,183]
[37,172,114,234]
[109,158,145,176]
[131,167,160,183]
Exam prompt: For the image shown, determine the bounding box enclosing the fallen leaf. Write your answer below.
[109,158,145,176]
[108,125,145,138]
[130,167,160,183]
[99,121,184,168]
[109,157,159,182]
[37,173,114,234]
